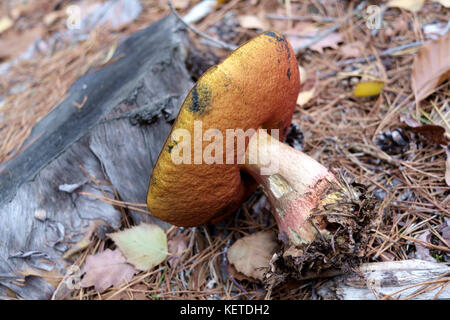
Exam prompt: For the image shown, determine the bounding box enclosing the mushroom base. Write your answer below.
[264,177,378,289]
[242,130,378,288]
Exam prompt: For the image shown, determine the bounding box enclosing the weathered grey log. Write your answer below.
[317,260,450,300]
[0,15,194,299]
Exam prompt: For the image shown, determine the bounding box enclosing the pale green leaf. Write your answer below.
[110,223,168,271]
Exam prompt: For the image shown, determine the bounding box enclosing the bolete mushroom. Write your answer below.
[147,32,374,251]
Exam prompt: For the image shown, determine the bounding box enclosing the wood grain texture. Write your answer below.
[317,260,450,300]
[0,15,193,299]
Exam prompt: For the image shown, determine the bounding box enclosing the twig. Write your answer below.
[264,13,336,23]
[168,1,237,51]
[335,41,423,66]
[293,1,367,54]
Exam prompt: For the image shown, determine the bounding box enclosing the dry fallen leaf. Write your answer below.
[353,81,384,97]
[227,231,278,281]
[168,232,189,267]
[411,125,449,145]
[109,223,168,271]
[297,66,317,106]
[388,0,425,12]
[414,231,435,262]
[172,0,191,10]
[339,41,364,58]
[433,0,450,8]
[401,103,450,146]
[111,284,148,300]
[309,32,343,54]
[297,89,315,106]
[298,65,308,85]
[412,34,450,102]
[0,26,43,60]
[237,15,268,30]
[80,249,138,293]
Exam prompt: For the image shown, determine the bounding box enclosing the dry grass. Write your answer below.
[0,0,449,300]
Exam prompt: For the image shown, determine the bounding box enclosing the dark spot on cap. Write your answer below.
[187,83,212,115]
[167,140,178,153]
[264,31,284,42]
[287,68,291,79]
[282,36,291,59]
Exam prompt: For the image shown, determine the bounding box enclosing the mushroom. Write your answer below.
[147,31,372,249]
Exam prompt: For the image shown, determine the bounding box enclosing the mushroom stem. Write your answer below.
[243,129,339,246]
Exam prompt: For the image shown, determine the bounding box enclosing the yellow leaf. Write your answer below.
[388,0,425,12]
[412,34,450,102]
[0,16,13,34]
[109,223,168,271]
[353,81,384,97]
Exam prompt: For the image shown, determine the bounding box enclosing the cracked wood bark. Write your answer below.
[0,15,194,299]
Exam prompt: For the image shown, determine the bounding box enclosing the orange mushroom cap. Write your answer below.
[147,31,300,227]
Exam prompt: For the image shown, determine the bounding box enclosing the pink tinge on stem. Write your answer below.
[243,129,338,246]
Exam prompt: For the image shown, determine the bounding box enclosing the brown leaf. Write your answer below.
[414,231,435,262]
[388,0,425,12]
[392,19,409,35]
[227,231,278,281]
[80,249,138,293]
[412,34,450,101]
[227,263,255,282]
[339,41,364,58]
[110,284,148,300]
[0,26,43,61]
[0,17,13,34]
[286,25,343,54]
[297,71,317,106]
[433,0,450,8]
[237,15,268,30]
[411,125,449,145]
[168,233,189,267]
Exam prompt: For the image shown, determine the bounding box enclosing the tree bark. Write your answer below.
[0,15,193,299]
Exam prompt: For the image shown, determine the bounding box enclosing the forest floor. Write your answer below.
[0,0,448,300]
